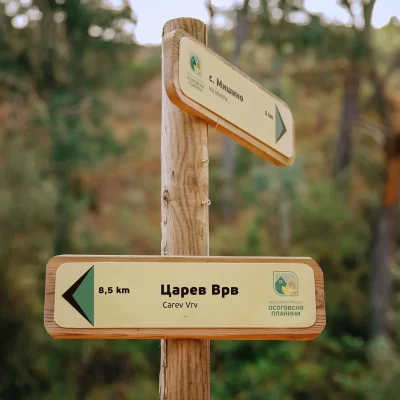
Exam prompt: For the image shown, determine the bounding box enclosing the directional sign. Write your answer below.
[44,255,325,340]
[163,29,295,166]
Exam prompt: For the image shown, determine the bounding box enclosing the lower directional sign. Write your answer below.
[45,255,325,340]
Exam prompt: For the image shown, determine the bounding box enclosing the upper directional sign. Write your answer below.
[163,29,295,166]
[44,255,325,340]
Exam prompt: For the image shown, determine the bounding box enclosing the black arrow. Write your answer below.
[275,105,287,143]
[62,266,94,325]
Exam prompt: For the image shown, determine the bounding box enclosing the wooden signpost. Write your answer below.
[44,17,325,400]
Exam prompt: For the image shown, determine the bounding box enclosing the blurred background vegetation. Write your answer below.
[1,0,400,398]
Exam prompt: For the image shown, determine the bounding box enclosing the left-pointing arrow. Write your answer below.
[62,266,94,326]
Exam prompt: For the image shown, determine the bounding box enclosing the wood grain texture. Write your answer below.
[163,29,295,166]
[160,18,210,400]
[44,255,326,340]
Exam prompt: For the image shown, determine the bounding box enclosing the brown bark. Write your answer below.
[205,0,220,54]
[332,0,376,178]
[279,200,292,256]
[332,65,361,177]
[221,2,250,220]
[370,205,395,339]
[370,138,400,340]
[367,4,399,336]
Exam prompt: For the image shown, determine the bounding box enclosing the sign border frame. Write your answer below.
[44,255,325,340]
[163,29,295,166]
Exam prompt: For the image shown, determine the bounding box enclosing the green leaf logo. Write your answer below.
[190,52,202,76]
[273,271,298,296]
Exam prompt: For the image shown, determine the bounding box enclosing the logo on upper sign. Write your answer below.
[273,271,298,296]
[190,52,202,76]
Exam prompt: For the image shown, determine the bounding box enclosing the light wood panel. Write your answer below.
[163,29,295,166]
[44,255,325,340]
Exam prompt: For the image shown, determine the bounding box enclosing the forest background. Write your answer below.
[1,0,400,398]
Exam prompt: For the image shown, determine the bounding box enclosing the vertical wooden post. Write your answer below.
[160,18,210,400]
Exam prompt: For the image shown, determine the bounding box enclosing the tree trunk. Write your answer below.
[366,8,399,337]
[370,205,395,340]
[54,167,72,254]
[279,200,292,256]
[332,65,361,178]
[205,0,220,55]
[221,4,249,221]
[370,138,400,340]
[332,0,376,178]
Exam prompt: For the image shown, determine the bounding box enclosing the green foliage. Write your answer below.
[0,0,137,88]
[112,51,161,90]
[0,136,56,399]
[0,2,157,399]
[256,0,372,64]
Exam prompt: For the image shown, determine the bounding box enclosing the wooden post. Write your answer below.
[160,18,210,400]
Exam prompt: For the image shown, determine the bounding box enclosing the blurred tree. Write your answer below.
[0,1,141,398]
[0,134,56,398]
[1,0,136,253]
[365,22,400,340]
[254,0,400,342]
[220,0,251,222]
[206,0,221,54]
[206,0,252,221]
[247,156,306,255]
[332,0,376,178]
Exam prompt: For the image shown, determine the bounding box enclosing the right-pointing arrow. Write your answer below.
[275,105,287,143]
[62,266,94,325]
